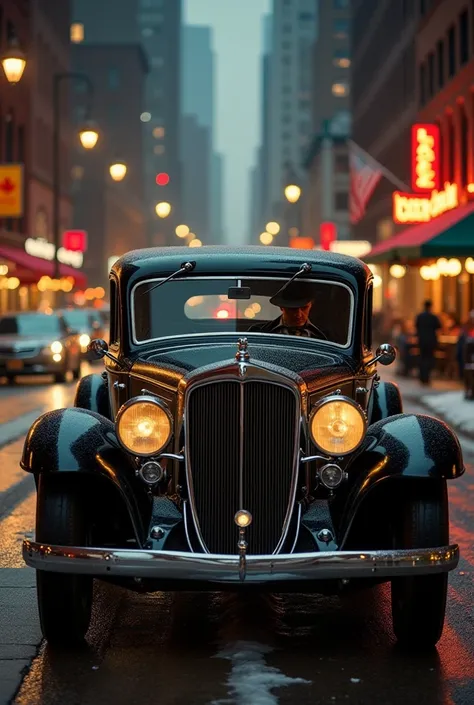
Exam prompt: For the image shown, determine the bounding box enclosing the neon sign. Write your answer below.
[392,182,458,224]
[411,123,440,192]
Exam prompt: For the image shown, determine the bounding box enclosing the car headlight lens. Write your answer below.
[310,396,366,456]
[116,397,173,457]
[50,341,63,354]
[79,333,91,347]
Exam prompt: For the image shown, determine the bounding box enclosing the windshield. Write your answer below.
[0,315,63,337]
[133,278,353,347]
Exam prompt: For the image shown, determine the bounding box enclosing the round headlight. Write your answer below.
[116,396,173,457]
[310,396,366,456]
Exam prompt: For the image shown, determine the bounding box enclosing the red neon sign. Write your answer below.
[411,123,440,192]
[319,222,337,250]
[62,230,87,252]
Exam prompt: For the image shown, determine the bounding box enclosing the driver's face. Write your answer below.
[281,302,312,327]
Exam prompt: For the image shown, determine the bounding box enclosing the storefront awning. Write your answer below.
[366,200,474,263]
[0,245,87,288]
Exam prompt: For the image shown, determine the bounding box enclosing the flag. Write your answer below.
[349,141,383,224]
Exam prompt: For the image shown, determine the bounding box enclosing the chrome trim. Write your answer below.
[183,363,303,556]
[130,276,355,350]
[309,394,368,457]
[183,501,193,552]
[116,394,174,458]
[157,452,184,462]
[290,503,303,554]
[23,541,460,583]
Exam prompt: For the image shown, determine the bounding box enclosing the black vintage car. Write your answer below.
[21,247,464,647]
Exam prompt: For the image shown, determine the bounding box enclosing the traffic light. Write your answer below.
[156,172,170,186]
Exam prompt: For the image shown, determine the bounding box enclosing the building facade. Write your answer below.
[351,0,418,245]
[138,0,181,245]
[71,43,148,289]
[264,0,316,239]
[0,0,81,313]
[301,0,351,247]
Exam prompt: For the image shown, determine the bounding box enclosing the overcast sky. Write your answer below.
[184,0,271,245]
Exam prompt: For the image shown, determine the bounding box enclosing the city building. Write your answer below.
[351,0,418,246]
[0,0,86,313]
[180,114,211,242]
[263,0,317,243]
[138,0,181,245]
[366,0,474,325]
[211,152,225,244]
[71,0,140,44]
[71,43,148,289]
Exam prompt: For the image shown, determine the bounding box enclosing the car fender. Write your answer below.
[74,373,111,419]
[340,412,464,547]
[21,407,150,545]
[368,380,402,423]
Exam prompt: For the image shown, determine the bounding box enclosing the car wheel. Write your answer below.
[391,482,448,649]
[35,475,93,646]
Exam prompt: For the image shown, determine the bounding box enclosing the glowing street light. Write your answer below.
[284,184,301,203]
[155,201,172,218]
[1,38,26,85]
[260,232,273,245]
[175,224,190,238]
[189,238,202,248]
[109,161,127,182]
[266,221,280,235]
[79,121,99,150]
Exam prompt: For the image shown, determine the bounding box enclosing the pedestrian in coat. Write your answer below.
[415,300,441,385]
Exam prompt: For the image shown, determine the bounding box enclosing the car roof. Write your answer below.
[112,246,372,293]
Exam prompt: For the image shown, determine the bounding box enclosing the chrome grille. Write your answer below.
[187,380,298,555]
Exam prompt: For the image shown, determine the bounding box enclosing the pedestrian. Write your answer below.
[415,299,441,385]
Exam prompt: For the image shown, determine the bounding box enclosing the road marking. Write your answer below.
[211,640,310,705]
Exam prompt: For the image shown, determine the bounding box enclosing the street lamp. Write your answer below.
[109,160,127,182]
[260,232,273,245]
[155,201,171,218]
[284,184,302,204]
[53,73,98,279]
[1,38,27,85]
[188,238,202,248]
[78,121,99,150]
[266,221,280,235]
[175,224,190,238]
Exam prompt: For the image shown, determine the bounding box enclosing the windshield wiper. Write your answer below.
[270,262,312,301]
[139,261,196,296]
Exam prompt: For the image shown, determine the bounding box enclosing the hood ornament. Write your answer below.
[235,337,250,376]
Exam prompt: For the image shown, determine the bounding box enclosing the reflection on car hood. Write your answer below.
[0,334,61,350]
[134,341,356,392]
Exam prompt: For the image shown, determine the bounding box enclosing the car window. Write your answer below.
[133,277,353,347]
[60,310,90,330]
[0,314,62,336]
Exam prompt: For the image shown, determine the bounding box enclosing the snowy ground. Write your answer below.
[421,391,474,435]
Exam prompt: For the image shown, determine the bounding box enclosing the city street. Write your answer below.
[0,373,473,705]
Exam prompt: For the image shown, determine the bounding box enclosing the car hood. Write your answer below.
[0,334,61,349]
[132,340,356,393]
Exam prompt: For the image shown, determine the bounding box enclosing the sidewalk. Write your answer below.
[380,368,474,439]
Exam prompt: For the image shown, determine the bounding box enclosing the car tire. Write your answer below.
[391,482,448,649]
[35,475,93,646]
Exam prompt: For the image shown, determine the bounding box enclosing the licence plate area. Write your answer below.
[6,359,24,371]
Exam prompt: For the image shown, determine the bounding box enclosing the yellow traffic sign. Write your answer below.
[0,163,23,217]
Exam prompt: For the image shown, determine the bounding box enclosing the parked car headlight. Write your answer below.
[310,396,366,456]
[116,396,173,456]
[50,341,63,354]
[79,333,91,348]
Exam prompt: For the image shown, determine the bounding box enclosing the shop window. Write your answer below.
[332,82,349,97]
[459,10,469,64]
[437,39,444,88]
[428,52,435,97]
[333,49,350,68]
[448,25,456,78]
[70,23,84,43]
[333,20,349,38]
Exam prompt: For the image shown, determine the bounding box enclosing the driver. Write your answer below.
[251,283,326,338]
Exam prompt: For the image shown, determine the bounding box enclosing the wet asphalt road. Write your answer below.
[0,371,474,705]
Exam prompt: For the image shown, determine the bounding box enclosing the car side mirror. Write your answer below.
[367,343,396,367]
[88,338,109,359]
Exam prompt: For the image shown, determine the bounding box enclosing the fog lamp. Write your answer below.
[234,510,252,528]
[319,463,344,489]
[139,460,164,485]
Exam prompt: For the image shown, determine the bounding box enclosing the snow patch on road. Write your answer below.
[421,391,474,434]
[211,640,310,705]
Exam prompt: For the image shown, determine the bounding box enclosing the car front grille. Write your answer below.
[187,379,298,555]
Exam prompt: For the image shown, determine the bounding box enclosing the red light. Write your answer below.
[319,222,337,250]
[63,230,87,252]
[411,123,440,192]
[156,172,170,186]
[289,237,315,249]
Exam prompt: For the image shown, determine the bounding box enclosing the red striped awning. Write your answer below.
[0,245,87,288]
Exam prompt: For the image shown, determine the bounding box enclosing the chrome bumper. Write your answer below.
[23,540,459,583]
